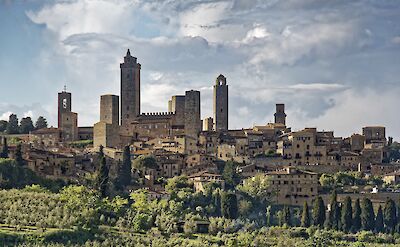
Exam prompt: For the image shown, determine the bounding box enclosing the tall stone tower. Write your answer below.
[213,74,228,131]
[58,87,71,128]
[120,49,141,127]
[184,90,201,154]
[100,95,119,125]
[274,104,286,125]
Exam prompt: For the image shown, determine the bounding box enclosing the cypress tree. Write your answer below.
[326,190,340,230]
[266,205,273,226]
[283,205,292,227]
[312,196,326,228]
[221,192,238,219]
[384,198,397,233]
[0,138,9,158]
[117,145,132,189]
[301,201,310,227]
[361,198,375,231]
[6,114,19,134]
[352,198,362,232]
[341,196,352,233]
[96,157,109,197]
[375,205,384,233]
[15,143,24,166]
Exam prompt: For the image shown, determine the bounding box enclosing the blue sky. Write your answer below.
[0,0,399,139]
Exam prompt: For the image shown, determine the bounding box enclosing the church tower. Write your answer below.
[213,74,228,131]
[58,86,71,128]
[120,49,141,127]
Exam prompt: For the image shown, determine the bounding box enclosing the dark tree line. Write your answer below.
[295,191,400,234]
[0,114,48,134]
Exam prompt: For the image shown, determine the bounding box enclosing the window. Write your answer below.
[284,181,288,184]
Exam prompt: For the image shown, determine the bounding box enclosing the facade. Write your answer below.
[266,167,319,206]
[203,117,213,131]
[363,126,386,145]
[188,171,225,192]
[213,74,228,131]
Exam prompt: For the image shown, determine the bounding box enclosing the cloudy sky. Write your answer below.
[0,0,399,139]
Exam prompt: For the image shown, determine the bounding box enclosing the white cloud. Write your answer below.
[16,0,400,138]
[26,0,137,40]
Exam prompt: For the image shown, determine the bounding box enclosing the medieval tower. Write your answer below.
[120,49,141,127]
[274,104,287,125]
[57,87,78,141]
[58,88,71,128]
[213,74,228,131]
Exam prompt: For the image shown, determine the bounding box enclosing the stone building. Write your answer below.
[213,74,228,131]
[362,126,386,145]
[202,117,213,131]
[265,167,319,206]
[188,171,225,193]
[27,149,76,179]
[277,128,327,166]
[30,127,62,147]
[274,104,286,126]
[94,95,120,148]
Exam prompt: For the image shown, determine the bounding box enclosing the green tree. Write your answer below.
[96,157,109,197]
[283,205,292,227]
[34,116,48,130]
[341,196,352,233]
[6,114,19,134]
[375,205,384,233]
[301,201,310,227]
[326,190,340,230]
[312,196,325,228]
[222,161,239,189]
[221,191,238,219]
[384,198,397,233]
[352,198,362,232]
[15,143,24,166]
[0,120,7,132]
[117,145,132,189]
[236,173,271,203]
[361,198,375,231]
[165,175,192,194]
[319,174,334,188]
[133,155,157,171]
[0,138,9,158]
[19,117,34,134]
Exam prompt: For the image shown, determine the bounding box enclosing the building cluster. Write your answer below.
[2,49,398,207]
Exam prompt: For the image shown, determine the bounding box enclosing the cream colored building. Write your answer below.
[266,167,319,206]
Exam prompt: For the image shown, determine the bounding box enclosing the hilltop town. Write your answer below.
[1,49,400,246]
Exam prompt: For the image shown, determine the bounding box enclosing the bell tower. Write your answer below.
[58,85,71,128]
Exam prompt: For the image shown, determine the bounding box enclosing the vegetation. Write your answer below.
[35,116,48,130]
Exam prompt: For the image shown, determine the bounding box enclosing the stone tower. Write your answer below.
[184,90,201,137]
[58,88,71,128]
[100,94,119,125]
[213,74,228,131]
[274,104,286,125]
[120,49,141,127]
[184,90,201,154]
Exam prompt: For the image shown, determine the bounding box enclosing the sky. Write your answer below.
[0,0,399,139]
